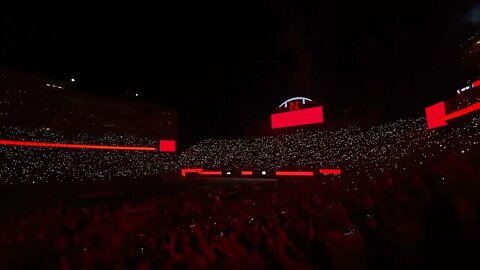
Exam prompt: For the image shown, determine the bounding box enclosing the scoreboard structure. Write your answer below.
[271,97,324,129]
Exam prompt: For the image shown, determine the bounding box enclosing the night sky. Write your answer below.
[1,1,479,145]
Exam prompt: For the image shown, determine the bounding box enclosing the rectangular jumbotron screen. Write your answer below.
[159,140,176,152]
[425,101,447,129]
[271,106,324,129]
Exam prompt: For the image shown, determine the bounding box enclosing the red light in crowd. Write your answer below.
[159,140,176,152]
[442,102,480,121]
[181,168,202,177]
[319,168,342,175]
[241,171,253,176]
[275,171,314,176]
[425,101,447,129]
[472,80,480,88]
[0,140,156,151]
[199,171,223,176]
[271,106,324,129]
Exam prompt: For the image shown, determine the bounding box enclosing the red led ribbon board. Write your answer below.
[426,101,480,129]
[275,171,314,176]
[199,171,222,176]
[241,171,253,176]
[159,140,176,152]
[181,169,222,176]
[0,140,156,151]
[319,169,342,175]
[181,168,203,177]
[442,102,480,121]
[271,106,324,129]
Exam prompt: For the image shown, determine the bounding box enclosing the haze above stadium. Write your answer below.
[0,1,479,144]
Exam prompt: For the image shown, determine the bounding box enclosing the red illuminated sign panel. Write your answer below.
[425,102,447,129]
[159,140,176,152]
[271,106,324,129]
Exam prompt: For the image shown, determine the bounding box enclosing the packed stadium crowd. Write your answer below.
[1,116,479,184]
[0,115,478,269]
[0,127,177,184]
[180,117,480,175]
[0,151,479,269]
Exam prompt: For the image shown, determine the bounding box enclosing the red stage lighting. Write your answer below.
[271,106,324,129]
[275,171,314,176]
[425,102,447,129]
[0,140,156,151]
[159,140,176,152]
